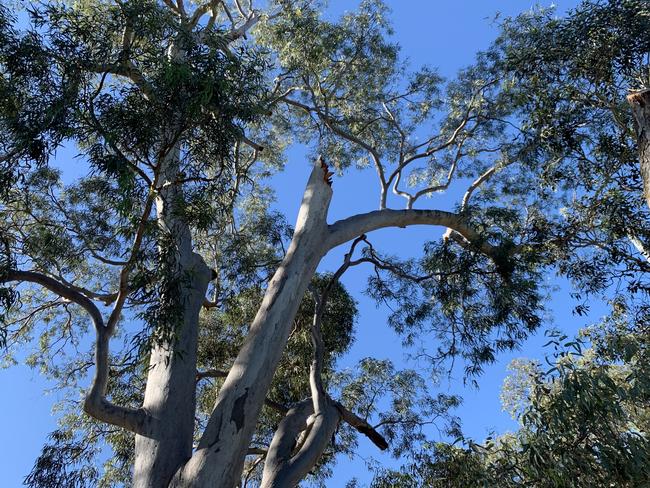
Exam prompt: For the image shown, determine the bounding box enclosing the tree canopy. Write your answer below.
[1,0,648,486]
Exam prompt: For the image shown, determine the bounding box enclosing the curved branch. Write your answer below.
[326,209,501,259]
[6,270,104,326]
[3,270,152,434]
[461,165,497,211]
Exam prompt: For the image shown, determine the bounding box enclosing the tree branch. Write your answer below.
[326,209,502,260]
[2,270,152,434]
[461,164,497,211]
[5,270,104,327]
[282,95,388,204]
[260,399,340,488]
[85,62,155,101]
[333,400,388,450]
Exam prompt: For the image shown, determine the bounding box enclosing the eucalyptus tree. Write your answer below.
[371,1,650,486]
[370,322,650,488]
[1,1,648,488]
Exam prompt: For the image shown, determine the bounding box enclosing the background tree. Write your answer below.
[370,1,650,486]
[1,0,648,487]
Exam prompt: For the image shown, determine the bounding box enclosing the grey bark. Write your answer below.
[168,158,510,487]
[260,399,340,488]
[171,161,333,487]
[133,141,212,487]
[627,88,650,209]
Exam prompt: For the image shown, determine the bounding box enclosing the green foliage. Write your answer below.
[370,324,650,488]
[25,429,100,488]
[362,237,544,380]
[2,0,650,485]
[258,0,443,170]
[336,358,461,458]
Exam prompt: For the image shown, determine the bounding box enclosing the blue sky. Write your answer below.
[0,1,595,486]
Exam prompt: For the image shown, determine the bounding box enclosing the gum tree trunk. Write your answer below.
[133,142,212,488]
[627,88,650,209]
[171,162,333,487]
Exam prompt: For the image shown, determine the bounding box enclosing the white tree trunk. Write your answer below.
[171,161,333,487]
[133,142,212,487]
[628,88,650,209]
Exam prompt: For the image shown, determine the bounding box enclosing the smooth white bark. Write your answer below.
[133,140,212,488]
[627,89,650,209]
[171,161,333,488]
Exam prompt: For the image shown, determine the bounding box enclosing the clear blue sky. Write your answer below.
[0,1,592,486]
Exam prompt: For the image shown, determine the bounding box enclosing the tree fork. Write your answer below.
[171,160,334,487]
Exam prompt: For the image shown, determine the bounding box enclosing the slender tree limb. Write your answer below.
[48,272,118,306]
[306,240,390,452]
[326,209,501,260]
[461,164,497,211]
[247,447,267,456]
[395,138,467,209]
[4,270,104,327]
[233,0,248,18]
[240,133,265,152]
[333,400,388,450]
[225,10,262,42]
[282,95,388,204]
[162,0,186,18]
[188,2,213,27]
[2,270,152,434]
[106,173,160,332]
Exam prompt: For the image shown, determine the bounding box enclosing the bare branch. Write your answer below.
[233,0,248,18]
[394,138,467,209]
[48,271,118,306]
[333,401,388,450]
[326,209,503,260]
[247,447,267,456]
[2,270,151,434]
[240,133,265,152]
[461,165,497,211]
